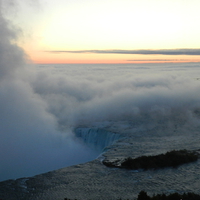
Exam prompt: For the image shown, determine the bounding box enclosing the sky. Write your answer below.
[3,0,200,63]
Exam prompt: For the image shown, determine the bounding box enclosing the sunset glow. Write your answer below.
[6,0,200,64]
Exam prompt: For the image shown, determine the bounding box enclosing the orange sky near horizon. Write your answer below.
[27,50,200,64]
[8,0,200,64]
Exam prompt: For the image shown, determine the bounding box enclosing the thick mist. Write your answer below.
[32,63,200,130]
[0,2,98,181]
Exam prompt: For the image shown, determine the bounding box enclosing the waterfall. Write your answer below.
[74,128,122,152]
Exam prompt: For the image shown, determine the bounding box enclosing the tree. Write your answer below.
[137,191,150,200]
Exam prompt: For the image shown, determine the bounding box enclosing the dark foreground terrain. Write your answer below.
[136,191,200,200]
[63,191,200,200]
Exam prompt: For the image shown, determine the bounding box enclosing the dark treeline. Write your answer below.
[64,191,200,200]
[136,190,200,200]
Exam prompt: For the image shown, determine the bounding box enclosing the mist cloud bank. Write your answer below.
[0,3,98,181]
[32,63,200,130]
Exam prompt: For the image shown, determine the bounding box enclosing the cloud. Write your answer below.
[0,11,25,78]
[0,74,97,181]
[45,49,200,55]
[31,63,200,131]
[0,3,98,181]
[1,0,39,9]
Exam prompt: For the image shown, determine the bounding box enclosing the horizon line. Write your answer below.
[33,60,200,65]
[44,48,200,56]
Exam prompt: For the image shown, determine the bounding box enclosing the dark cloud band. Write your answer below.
[45,49,200,55]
